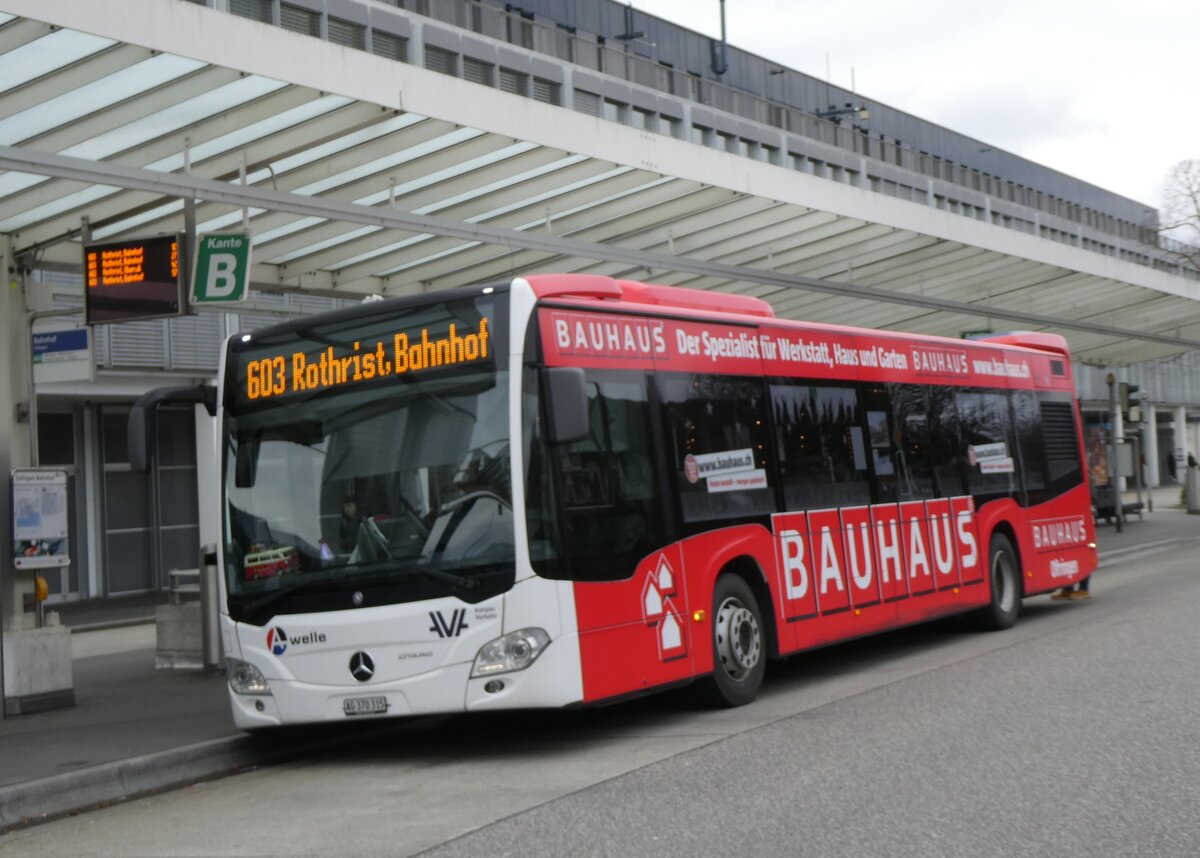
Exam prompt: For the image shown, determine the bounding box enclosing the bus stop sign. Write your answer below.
[192,232,251,304]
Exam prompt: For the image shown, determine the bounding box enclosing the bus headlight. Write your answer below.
[471,628,550,677]
[227,658,272,695]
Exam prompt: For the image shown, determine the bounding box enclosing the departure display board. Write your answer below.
[84,233,185,324]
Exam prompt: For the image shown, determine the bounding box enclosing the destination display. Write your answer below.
[84,233,184,324]
[240,317,493,404]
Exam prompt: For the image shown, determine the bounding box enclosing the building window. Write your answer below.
[280,3,320,37]
[424,44,458,76]
[327,17,365,50]
[499,67,529,96]
[371,31,408,62]
[229,0,271,23]
[507,11,534,49]
[463,56,495,87]
[632,107,655,130]
[532,77,561,105]
[602,99,625,122]
[574,89,601,117]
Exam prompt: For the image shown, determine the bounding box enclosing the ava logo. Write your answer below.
[267,626,287,656]
[429,609,469,638]
[641,555,687,662]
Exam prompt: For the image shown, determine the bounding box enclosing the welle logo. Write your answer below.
[429,609,469,638]
[265,626,327,655]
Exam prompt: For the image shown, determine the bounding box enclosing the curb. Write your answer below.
[1098,536,1200,566]
[0,735,260,832]
[0,718,415,833]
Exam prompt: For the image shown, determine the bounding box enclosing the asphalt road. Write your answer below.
[2,540,1198,858]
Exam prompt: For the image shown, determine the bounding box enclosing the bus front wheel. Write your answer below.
[974,533,1021,631]
[696,575,765,707]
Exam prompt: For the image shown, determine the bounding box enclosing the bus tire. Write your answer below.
[696,575,766,707]
[974,532,1021,631]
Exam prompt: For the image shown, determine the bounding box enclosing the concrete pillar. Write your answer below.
[1174,405,1188,479]
[1,237,33,632]
[1145,406,1159,488]
[1,244,74,714]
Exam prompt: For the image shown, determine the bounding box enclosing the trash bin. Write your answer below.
[1187,466,1200,514]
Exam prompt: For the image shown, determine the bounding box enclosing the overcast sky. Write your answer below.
[630,0,1197,210]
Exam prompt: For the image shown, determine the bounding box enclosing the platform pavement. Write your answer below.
[1,492,1197,832]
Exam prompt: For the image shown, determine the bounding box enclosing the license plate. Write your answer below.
[343,695,388,716]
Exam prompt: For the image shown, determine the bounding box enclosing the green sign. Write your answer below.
[192,232,251,304]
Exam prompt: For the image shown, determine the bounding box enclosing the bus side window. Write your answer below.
[659,373,775,529]
[533,370,665,582]
[771,381,870,510]
[1010,390,1047,505]
[558,382,613,508]
[859,386,898,502]
[956,390,1018,501]
[886,383,937,501]
[928,386,967,497]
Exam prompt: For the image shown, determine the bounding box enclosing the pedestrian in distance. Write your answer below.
[1052,576,1091,601]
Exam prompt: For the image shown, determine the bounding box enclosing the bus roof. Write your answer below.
[522,274,775,319]
[521,274,1070,361]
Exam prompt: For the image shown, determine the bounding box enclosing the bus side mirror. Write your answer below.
[128,385,217,472]
[544,367,589,445]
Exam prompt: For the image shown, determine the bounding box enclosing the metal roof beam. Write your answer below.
[5,144,1199,350]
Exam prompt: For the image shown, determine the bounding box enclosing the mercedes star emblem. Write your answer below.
[351,591,364,606]
[349,651,375,682]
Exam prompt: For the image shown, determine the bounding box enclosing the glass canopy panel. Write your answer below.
[0,30,116,96]
[91,200,184,240]
[196,207,268,233]
[292,128,485,197]
[253,216,329,245]
[0,184,119,233]
[0,171,47,201]
[268,114,426,177]
[0,54,206,145]
[60,76,289,163]
[270,225,382,264]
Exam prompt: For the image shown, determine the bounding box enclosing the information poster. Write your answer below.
[11,469,70,570]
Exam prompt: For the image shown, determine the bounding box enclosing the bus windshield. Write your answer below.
[221,290,513,625]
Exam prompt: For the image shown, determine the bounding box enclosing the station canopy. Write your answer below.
[3,1,1200,365]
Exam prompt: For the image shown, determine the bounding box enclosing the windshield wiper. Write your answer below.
[236,576,345,618]
[233,560,482,619]
[352,559,479,591]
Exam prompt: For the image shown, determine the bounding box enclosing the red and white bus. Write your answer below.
[134,274,1096,727]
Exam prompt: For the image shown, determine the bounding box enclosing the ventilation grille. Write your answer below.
[1041,401,1079,464]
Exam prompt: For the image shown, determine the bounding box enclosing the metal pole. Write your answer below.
[199,544,221,672]
[1133,435,1144,517]
[1107,373,1122,532]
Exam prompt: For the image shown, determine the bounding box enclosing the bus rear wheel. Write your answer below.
[696,575,765,707]
[974,532,1021,631]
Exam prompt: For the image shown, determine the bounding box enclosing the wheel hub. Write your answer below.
[716,597,761,679]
